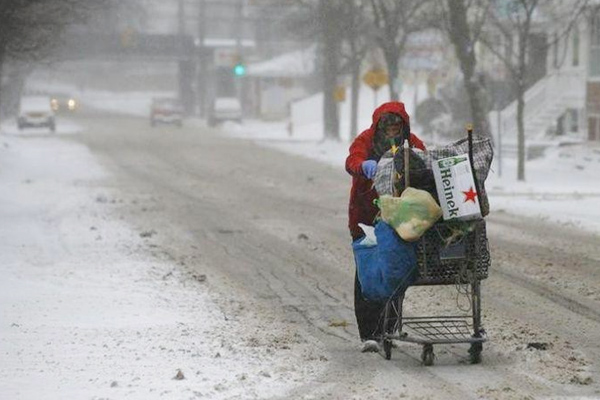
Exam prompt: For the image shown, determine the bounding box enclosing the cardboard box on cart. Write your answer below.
[432,154,482,221]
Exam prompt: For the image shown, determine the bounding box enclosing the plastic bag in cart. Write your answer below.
[352,221,418,302]
[378,189,442,242]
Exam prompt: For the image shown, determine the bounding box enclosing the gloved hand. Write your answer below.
[361,160,377,179]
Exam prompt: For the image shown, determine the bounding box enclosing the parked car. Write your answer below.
[208,97,242,127]
[18,96,56,132]
[150,97,183,127]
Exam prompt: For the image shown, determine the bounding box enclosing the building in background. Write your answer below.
[41,0,309,120]
[481,2,600,144]
[137,0,309,120]
[245,46,315,120]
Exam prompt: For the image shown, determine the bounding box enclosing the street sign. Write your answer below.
[214,48,239,67]
[363,68,388,91]
[120,28,136,48]
[333,86,346,102]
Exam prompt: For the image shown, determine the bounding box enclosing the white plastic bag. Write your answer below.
[379,188,442,242]
[357,223,377,246]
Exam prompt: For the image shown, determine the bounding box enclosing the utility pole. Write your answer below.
[177,0,195,115]
[177,0,185,111]
[236,0,243,55]
[178,0,185,36]
[320,0,341,140]
[236,0,244,117]
[197,0,207,117]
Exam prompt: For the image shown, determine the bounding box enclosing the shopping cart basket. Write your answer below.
[378,218,490,364]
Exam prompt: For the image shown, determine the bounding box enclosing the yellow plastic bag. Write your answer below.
[379,188,442,242]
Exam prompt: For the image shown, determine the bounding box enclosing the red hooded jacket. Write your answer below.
[345,101,426,241]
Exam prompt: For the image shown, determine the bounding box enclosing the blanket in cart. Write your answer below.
[374,137,493,216]
[352,221,418,302]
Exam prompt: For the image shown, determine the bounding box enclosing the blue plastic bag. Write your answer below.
[352,221,418,302]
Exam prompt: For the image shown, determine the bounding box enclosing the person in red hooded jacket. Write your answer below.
[345,101,426,352]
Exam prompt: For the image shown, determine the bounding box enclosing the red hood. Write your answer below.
[371,101,410,130]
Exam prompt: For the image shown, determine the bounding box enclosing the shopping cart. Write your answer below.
[378,219,490,364]
[377,126,491,365]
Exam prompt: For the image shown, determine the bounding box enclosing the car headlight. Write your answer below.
[51,98,59,111]
[68,99,77,110]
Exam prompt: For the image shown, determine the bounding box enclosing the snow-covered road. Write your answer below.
[0,119,326,399]
[1,114,599,399]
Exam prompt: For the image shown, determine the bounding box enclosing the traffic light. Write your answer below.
[233,62,246,77]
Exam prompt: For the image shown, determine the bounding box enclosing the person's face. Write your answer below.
[384,123,402,140]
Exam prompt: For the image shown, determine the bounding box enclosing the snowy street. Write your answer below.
[1,112,600,399]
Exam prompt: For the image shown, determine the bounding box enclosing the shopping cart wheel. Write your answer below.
[469,342,482,364]
[421,344,434,366]
[383,339,392,360]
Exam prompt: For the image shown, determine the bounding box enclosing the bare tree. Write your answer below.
[318,0,344,140]
[443,0,492,139]
[0,0,112,118]
[287,0,345,140]
[480,0,588,181]
[338,0,370,139]
[367,0,432,101]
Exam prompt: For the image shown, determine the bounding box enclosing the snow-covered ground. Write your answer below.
[0,123,325,399]
[2,78,598,399]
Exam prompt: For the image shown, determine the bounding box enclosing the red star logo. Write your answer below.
[463,187,478,203]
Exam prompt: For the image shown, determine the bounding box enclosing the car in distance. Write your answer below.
[150,97,183,127]
[18,96,56,132]
[50,95,79,113]
[208,97,242,127]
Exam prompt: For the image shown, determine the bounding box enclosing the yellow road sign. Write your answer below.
[333,86,346,102]
[363,69,388,91]
[120,28,136,48]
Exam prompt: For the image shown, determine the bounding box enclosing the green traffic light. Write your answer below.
[233,63,246,76]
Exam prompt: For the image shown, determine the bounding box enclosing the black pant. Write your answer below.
[354,272,386,341]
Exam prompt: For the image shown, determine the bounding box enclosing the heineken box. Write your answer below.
[432,154,482,221]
